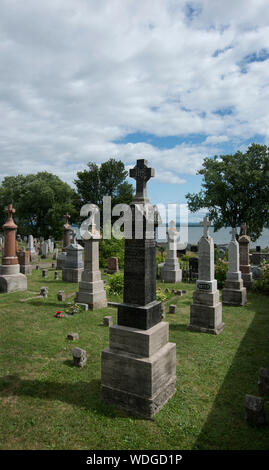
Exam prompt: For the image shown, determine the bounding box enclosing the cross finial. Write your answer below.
[129,159,155,201]
[241,222,247,235]
[230,227,237,241]
[200,216,211,238]
[5,203,16,220]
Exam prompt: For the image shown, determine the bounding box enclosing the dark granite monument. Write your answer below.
[101,159,176,418]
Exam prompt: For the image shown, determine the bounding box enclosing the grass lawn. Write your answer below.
[0,259,269,450]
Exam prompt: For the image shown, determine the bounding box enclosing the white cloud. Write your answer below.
[0,0,268,187]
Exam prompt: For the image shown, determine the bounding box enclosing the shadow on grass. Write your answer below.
[0,375,130,419]
[193,293,269,450]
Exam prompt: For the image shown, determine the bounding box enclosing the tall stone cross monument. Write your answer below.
[101,159,176,418]
[222,227,247,305]
[0,204,27,293]
[188,216,224,334]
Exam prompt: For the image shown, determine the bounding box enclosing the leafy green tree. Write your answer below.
[0,172,79,239]
[74,158,134,211]
[185,143,269,241]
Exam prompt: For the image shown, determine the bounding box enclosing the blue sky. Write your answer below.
[0,0,269,222]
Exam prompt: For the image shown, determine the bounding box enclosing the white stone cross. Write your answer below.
[200,216,211,238]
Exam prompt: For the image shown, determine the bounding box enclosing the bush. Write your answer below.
[105,272,124,296]
[156,290,167,303]
[253,266,269,294]
[99,237,124,269]
[215,260,228,289]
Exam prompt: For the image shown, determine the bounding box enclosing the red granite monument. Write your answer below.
[0,204,27,292]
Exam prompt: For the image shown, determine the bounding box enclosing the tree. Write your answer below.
[0,172,79,239]
[185,143,269,241]
[74,158,134,210]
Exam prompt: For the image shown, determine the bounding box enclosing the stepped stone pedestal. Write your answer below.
[222,228,247,306]
[75,225,107,310]
[101,159,176,418]
[188,216,224,335]
[0,204,27,293]
[161,220,182,283]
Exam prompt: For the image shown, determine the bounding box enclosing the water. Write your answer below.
[157,226,269,249]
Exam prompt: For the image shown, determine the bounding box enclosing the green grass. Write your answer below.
[0,262,269,450]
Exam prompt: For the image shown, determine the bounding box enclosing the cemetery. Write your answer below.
[0,159,268,452]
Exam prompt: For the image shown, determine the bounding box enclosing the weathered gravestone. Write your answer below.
[41,241,49,259]
[27,234,38,262]
[222,228,247,306]
[75,218,107,310]
[18,247,32,275]
[238,223,253,291]
[188,216,224,335]
[101,159,176,418]
[107,257,119,275]
[161,220,182,283]
[62,243,84,282]
[0,204,27,293]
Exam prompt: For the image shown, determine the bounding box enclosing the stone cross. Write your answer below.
[5,204,16,221]
[230,227,237,241]
[200,216,211,238]
[129,159,155,201]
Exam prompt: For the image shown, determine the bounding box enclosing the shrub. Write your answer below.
[105,272,124,296]
[215,260,228,289]
[99,237,124,269]
[156,290,167,302]
[253,266,269,294]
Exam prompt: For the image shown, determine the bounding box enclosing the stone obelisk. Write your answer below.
[0,204,27,293]
[222,228,247,306]
[161,220,182,283]
[101,159,176,418]
[188,216,224,334]
[238,223,253,291]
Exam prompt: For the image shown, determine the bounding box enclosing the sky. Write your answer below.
[0,0,269,222]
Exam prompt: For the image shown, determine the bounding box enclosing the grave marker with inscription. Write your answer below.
[188,216,224,334]
[101,159,176,418]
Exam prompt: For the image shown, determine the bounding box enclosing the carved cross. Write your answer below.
[200,216,211,238]
[5,203,16,220]
[129,159,155,200]
[230,227,237,241]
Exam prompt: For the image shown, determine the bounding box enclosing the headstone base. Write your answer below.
[62,268,83,283]
[0,265,27,293]
[188,300,224,335]
[222,279,247,306]
[101,322,176,419]
[75,289,107,310]
[161,267,182,283]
